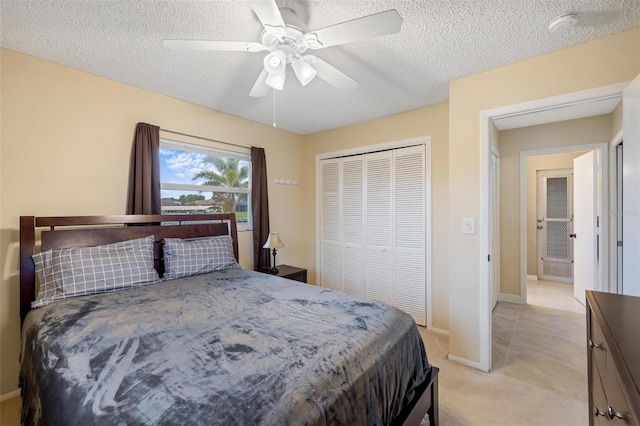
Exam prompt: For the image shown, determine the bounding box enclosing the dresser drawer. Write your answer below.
[592,361,610,425]
[589,313,608,383]
[605,356,635,424]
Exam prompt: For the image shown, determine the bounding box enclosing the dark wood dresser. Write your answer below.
[586,290,640,425]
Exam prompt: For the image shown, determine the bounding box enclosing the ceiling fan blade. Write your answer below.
[303,9,403,49]
[249,0,287,37]
[163,39,265,52]
[249,69,271,97]
[306,56,359,92]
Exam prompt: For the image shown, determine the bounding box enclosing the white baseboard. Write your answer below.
[429,327,449,337]
[526,275,538,281]
[0,389,20,402]
[447,353,484,370]
[499,292,524,304]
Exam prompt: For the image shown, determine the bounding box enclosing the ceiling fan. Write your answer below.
[163,1,403,97]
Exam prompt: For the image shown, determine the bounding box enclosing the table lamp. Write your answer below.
[263,232,285,274]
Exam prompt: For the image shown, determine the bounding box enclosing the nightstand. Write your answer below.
[262,265,307,283]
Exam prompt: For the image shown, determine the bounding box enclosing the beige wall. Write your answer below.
[525,151,589,277]
[302,102,450,332]
[448,28,640,365]
[499,115,610,291]
[0,49,306,395]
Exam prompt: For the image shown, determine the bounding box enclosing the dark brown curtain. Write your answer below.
[126,123,161,215]
[251,147,270,271]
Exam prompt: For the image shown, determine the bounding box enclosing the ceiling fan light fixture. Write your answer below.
[292,58,317,86]
[264,50,286,75]
[166,1,401,97]
[265,70,285,90]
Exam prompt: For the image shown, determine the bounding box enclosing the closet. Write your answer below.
[319,144,429,326]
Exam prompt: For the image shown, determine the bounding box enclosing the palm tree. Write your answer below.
[193,157,248,214]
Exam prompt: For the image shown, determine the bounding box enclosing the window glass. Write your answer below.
[160,140,251,230]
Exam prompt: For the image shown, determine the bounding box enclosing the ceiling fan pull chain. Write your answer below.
[273,89,277,128]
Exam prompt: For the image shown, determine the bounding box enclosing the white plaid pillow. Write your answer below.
[163,235,239,280]
[31,236,161,308]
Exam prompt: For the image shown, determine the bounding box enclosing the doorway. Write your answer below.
[521,146,604,307]
[478,82,626,372]
[536,168,574,284]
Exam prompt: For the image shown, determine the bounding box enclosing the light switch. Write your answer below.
[507,213,514,222]
[463,217,475,234]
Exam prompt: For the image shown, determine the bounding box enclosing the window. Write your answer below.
[160,140,252,230]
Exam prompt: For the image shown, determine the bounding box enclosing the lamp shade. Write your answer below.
[264,51,286,74]
[263,232,285,249]
[264,51,286,90]
[265,72,285,90]
[292,57,317,86]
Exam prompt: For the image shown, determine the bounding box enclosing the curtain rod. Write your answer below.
[160,128,251,150]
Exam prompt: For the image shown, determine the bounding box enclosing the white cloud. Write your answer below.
[165,152,212,180]
[159,147,177,156]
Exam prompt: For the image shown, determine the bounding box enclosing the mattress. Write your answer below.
[21,268,430,425]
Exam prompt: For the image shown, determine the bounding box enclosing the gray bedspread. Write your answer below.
[21,268,430,425]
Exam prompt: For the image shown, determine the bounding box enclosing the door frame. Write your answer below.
[609,129,623,294]
[478,82,626,372]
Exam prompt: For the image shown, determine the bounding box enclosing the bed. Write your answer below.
[19,213,438,425]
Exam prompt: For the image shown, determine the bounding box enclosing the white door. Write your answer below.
[616,143,623,293]
[365,151,393,304]
[537,169,573,283]
[393,145,426,326]
[622,74,640,296]
[320,159,343,291]
[341,157,365,296]
[490,153,500,310]
[573,151,598,305]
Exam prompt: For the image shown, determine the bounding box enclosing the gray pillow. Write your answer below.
[31,235,161,308]
[163,235,239,280]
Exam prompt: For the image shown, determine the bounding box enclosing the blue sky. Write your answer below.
[159,147,209,185]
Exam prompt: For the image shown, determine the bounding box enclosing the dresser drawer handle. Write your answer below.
[589,339,603,349]
[608,406,626,420]
[594,407,607,417]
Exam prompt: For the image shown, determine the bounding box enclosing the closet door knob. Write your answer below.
[589,339,603,349]
[569,233,577,238]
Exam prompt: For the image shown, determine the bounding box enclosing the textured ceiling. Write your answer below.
[1,1,639,135]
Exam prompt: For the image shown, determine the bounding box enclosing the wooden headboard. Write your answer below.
[19,213,238,325]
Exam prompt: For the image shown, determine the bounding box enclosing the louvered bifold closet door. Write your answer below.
[341,157,365,296]
[320,159,343,291]
[393,145,426,326]
[365,151,393,304]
